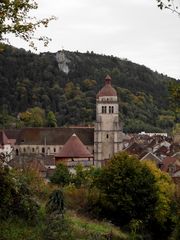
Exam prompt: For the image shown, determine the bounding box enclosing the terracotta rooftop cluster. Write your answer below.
[124,133,180,179]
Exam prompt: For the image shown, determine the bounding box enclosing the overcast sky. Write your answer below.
[9,0,180,79]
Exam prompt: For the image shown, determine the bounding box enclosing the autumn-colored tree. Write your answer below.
[19,107,45,127]
[0,0,56,49]
[143,161,175,224]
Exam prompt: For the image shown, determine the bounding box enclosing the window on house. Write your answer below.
[54,148,56,152]
[32,147,34,152]
[106,134,109,139]
[23,148,26,153]
[42,147,45,153]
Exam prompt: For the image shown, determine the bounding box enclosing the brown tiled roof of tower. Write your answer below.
[96,75,117,98]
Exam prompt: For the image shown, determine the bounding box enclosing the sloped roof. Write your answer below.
[161,157,179,172]
[56,133,93,158]
[140,152,161,163]
[15,127,94,145]
[125,142,146,156]
[4,129,21,140]
[0,130,10,145]
[154,145,168,155]
[96,75,117,98]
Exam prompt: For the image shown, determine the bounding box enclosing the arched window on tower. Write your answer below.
[109,106,111,113]
[112,106,114,113]
[109,106,114,114]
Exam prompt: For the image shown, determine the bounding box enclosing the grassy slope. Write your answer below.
[68,211,128,240]
[0,211,128,240]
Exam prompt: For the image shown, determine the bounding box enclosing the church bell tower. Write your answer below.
[94,75,123,167]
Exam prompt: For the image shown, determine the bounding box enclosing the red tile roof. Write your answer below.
[161,157,178,172]
[96,75,117,98]
[56,133,93,158]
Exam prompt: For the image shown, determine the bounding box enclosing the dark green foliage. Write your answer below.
[46,189,64,215]
[171,216,180,240]
[95,152,157,225]
[0,45,176,132]
[47,111,57,127]
[43,215,73,240]
[0,166,39,222]
[44,188,73,240]
[168,81,180,122]
[72,164,87,188]
[50,163,71,186]
[90,152,177,239]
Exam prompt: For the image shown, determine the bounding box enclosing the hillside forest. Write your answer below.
[0,44,179,133]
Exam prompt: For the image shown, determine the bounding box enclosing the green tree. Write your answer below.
[171,214,180,240]
[47,111,57,127]
[50,163,71,187]
[19,107,45,127]
[0,166,39,222]
[46,189,64,215]
[95,152,175,230]
[169,81,180,123]
[72,164,87,188]
[0,0,56,49]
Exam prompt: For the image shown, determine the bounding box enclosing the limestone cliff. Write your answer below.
[56,51,70,74]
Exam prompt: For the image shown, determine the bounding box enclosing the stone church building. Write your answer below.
[5,75,125,167]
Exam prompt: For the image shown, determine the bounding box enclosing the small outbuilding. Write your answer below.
[55,133,94,170]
